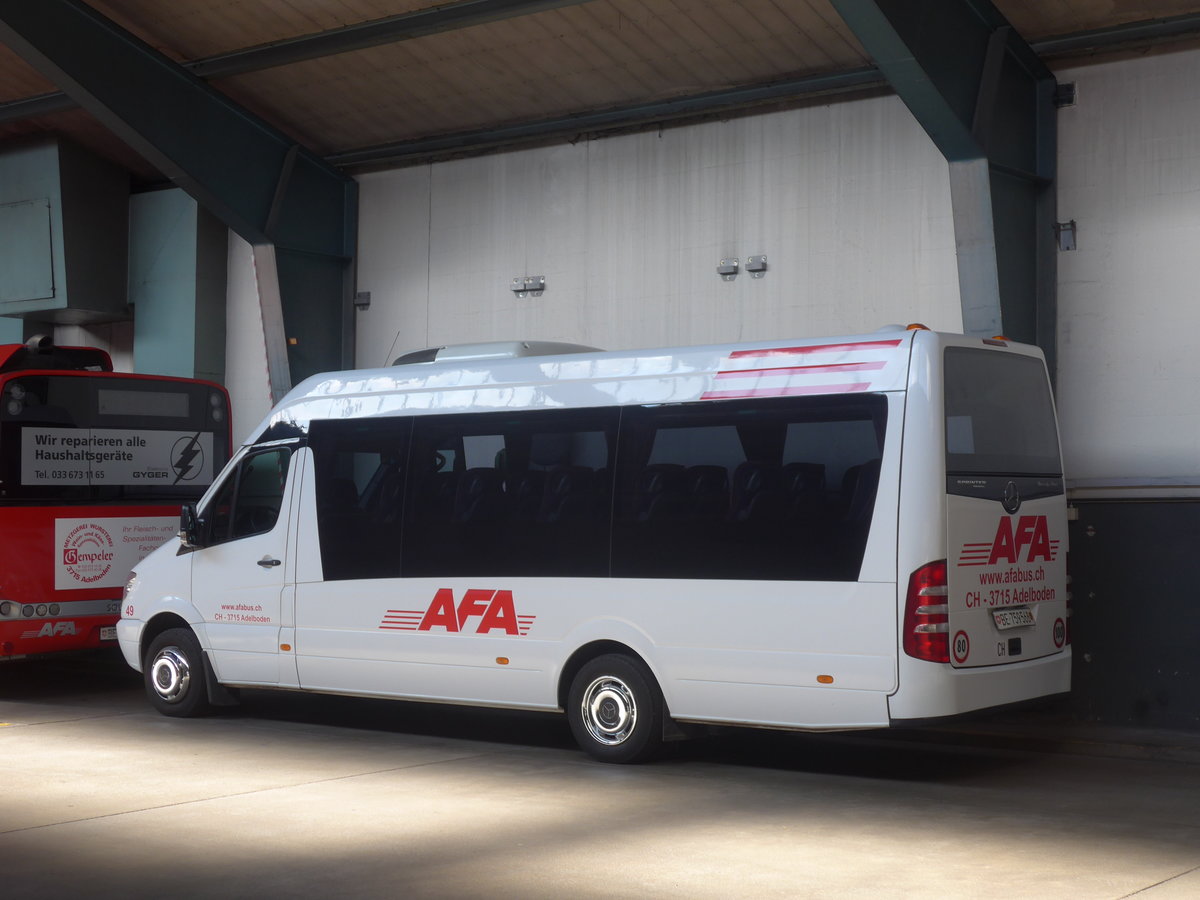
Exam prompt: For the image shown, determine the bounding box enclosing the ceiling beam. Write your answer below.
[189,0,596,78]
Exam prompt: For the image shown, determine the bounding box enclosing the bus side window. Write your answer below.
[403,408,617,578]
[613,396,886,581]
[308,417,411,580]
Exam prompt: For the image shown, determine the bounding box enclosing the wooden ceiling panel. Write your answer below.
[87,0,436,61]
[211,0,871,154]
[997,0,1200,39]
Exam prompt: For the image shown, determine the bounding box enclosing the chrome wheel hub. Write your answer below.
[150,647,191,704]
[580,675,637,746]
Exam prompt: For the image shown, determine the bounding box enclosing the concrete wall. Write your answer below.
[353,94,963,370]
[1054,49,1200,494]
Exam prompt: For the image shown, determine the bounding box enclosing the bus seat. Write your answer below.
[635,463,687,523]
[452,468,505,523]
[537,466,595,523]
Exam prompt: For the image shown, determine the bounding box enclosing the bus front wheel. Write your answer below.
[567,654,663,763]
[144,628,212,718]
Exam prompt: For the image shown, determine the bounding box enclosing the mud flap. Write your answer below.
[202,650,241,707]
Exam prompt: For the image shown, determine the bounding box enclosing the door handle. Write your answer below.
[257,556,282,568]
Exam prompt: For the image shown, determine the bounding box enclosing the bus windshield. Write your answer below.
[0,373,230,501]
[943,347,1061,477]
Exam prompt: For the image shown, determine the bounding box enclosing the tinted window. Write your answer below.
[612,396,887,581]
[204,447,292,545]
[944,348,1061,476]
[308,417,410,580]
[403,408,617,577]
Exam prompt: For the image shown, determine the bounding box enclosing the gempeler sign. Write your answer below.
[21,427,214,486]
[54,516,178,590]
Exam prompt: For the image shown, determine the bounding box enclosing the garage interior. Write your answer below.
[1,0,1198,731]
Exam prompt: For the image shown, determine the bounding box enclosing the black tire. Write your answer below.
[567,653,664,763]
[143,628,212,718]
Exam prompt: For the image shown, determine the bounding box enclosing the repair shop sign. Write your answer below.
[23,428,214,486]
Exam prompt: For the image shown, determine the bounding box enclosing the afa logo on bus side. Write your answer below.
[380,589,536,636]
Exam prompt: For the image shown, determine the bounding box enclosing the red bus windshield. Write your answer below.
[0,372,231,502]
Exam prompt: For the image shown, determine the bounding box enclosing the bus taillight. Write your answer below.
[903,560,949,663]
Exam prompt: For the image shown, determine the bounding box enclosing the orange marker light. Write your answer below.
[496,657,509,666]
[817,675,834,684]
[905,323,930,331]
[280,643,292,652]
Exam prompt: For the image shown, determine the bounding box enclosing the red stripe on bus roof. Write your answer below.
[727,339,903,359]
[714,360,887,379]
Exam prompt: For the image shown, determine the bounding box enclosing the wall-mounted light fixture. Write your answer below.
[1054,221,1077,251]
[511,275,546,298]
[745,255,768,278]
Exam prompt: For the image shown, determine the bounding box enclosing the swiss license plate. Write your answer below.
[992,607,1035,631]
[99,626,118,641]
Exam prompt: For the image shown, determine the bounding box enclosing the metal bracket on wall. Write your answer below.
[745,255,768,278]
[353,291,371,310]
[511,275,545,298]
[717,258,739,281]
[1055,221,1077,251]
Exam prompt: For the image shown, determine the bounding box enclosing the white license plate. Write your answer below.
[99,625,118,641]
[992,607,1035,630]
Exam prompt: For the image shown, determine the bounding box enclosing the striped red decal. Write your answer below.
[727,339,903,359]
[713,360,887,379]
[380,609,423,630]
[702,383,872,400]
[957,543,992,567]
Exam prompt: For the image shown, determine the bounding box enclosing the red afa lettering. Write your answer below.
[412,588,523,635]
[988,515,1053,564]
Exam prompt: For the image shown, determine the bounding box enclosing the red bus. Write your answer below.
[0,337,231,660]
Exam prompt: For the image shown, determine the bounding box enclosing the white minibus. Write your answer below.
[119,326,1070,762]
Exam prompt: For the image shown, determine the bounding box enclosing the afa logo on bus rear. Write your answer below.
[957,515,1062,568]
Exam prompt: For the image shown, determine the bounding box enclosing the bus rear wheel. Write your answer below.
[144,628,212,718]
[567,654,663,763]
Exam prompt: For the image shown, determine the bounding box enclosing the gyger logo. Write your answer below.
[62,523,116,584]
[171,434,204,483]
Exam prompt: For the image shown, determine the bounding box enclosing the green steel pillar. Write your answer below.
[831,0,1058,370]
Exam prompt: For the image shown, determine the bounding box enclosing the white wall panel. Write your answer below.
[353,93,962,368]
[1055,50,1200,487]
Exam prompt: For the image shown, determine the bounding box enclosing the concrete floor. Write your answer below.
[2,654,1200,899]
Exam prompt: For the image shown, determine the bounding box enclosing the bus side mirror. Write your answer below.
[179,502,201,549]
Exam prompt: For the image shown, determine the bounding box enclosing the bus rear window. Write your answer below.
[944,348,1061,476]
